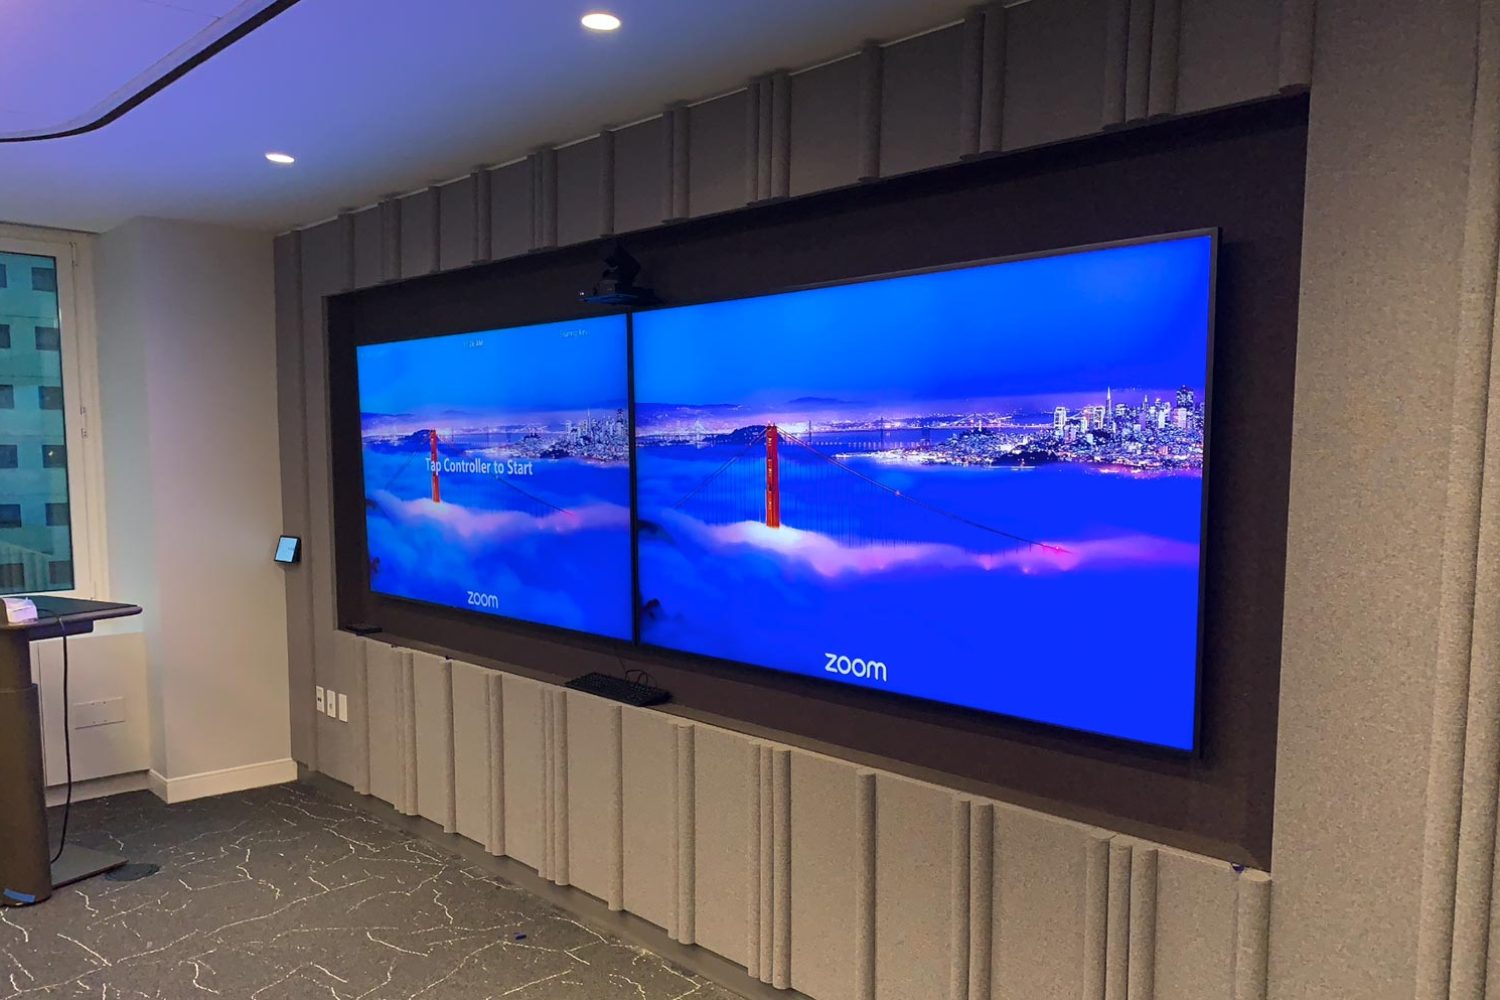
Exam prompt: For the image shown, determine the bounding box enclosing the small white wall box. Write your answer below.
[274,536,301,564]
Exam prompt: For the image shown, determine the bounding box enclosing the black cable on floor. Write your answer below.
[50,615,72,865]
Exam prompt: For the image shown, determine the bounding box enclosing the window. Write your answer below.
[0,264,7,289]
[0,231,104,598]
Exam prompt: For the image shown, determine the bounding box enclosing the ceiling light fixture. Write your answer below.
[264,151,295,165]
[581,12,621,31]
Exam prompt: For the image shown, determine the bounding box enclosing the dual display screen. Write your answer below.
[357,233,1214,750]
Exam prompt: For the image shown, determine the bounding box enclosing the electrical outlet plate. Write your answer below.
[337,692,349,723]
[325,691,338,718]
[315,686,325,713]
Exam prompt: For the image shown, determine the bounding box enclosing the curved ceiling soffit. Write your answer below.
[0,0,303,144]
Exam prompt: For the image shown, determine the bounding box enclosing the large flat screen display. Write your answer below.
[633,233,1214,749]
[357,316,633,639]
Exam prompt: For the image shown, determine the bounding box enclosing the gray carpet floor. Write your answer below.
[0,783,745,999]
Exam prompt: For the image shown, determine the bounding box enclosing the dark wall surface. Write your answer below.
[328,96,1307,867]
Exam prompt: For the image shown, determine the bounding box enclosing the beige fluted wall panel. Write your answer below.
[500,673,545,871]
[437,176,476,272]
[879,26,964,177]
[450,659,492,845]
[692,724,751,965]
[790,752,858,1000]
[564,690,621,904]
[622,708,677,930]
[790,56,863,197]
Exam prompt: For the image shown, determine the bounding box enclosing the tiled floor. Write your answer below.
[0,783,744,999]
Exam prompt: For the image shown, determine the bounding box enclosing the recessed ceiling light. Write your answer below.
[265,152,295,165]
[581,12,621,31]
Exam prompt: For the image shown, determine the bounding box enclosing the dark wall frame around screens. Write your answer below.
[326,94,1308,868]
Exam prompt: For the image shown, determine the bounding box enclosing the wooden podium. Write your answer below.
[0,597,141,906]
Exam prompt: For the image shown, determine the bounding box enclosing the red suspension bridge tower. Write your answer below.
[429,429,442,504]
[764,425,781,528]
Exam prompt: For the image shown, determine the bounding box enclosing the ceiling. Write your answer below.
[0,0,981,234]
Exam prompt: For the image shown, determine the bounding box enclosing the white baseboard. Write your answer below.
[46,771,150,807]
[147,758,298,805]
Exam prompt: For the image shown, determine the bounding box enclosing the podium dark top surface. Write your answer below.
[0,597,142,640]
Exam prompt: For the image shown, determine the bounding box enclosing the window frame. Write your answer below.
[0,224,108,600]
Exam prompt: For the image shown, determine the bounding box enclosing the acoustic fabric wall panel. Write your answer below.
[564,691,622,905]
[500,672,544,870]
[790,56,863,197]
[1176,0,1281,114]
[692,724,751,965]
[612,117,666,234]
[1003,0,1111,150]
[398,187,437,279]
[437,176,476,273]
[363,641,408,811]
[331,629,369,794]
[1153,849,1237,1000]
[450,659,493,846]
[790,752,858,1000]
[688,92,748,218]
[622,708,677,931]
[411,650,454,832]
[990,806,1098,999]
[340,637,1268,1000]
[879,26,964,176]
[873,775,958,1000]
[489,161,532,261]
[556,137,605,247]
[352,205,383,289]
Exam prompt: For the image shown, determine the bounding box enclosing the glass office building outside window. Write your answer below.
[0,250,73,593]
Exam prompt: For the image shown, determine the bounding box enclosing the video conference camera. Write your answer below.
[581,243,657,306]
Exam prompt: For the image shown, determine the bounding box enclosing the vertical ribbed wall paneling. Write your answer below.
[599,129,617,236]
[1102,0,1131,125]
[411,652,454,832]
[1127,846,1158,1000]
[608,704,624,910]
[427,185,443,273]
[337,210,356,290]
[759,743,775,981]
[471,168,492,263]
[486,671,505,856]
[745,77,765,203]
[539,149,559,250]
[747,742,765,982]
[948,799,972,1000]
[1231,871,1270,1000]
[771,746,792,989]
[661,104,691,221]
[789,752,858,1000]
[378,196,401,283]
[363,641,401,808]
[693,727,751,964]
[351,206,382,287]
[542,684,555,880]
[621,710,676,929]
[552,689,570,886]
[757,77,774,201]
[562,691,621,903]
[1124,0,1156,121]
[1146,0,1180,117]
[1084,831,1112,1000]
[1276,0,1315,91]
[1105,840,1132,1000]
[769,71,792,201]
[397,649,417,816]
[674,723,697,943]
[854,771,877,1000]
[500,674,544,872]
[1152,851,1237,1000]
[857,43,883,181]
[959,9,986,158]
[449,660,491,844]
[978,4,1006,154]
[489,160,531,259]
[334,631,368,794]
[967,802,994,1000]
[874,777,956,1000]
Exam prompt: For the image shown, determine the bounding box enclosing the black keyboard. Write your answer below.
[564,672,672,707]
